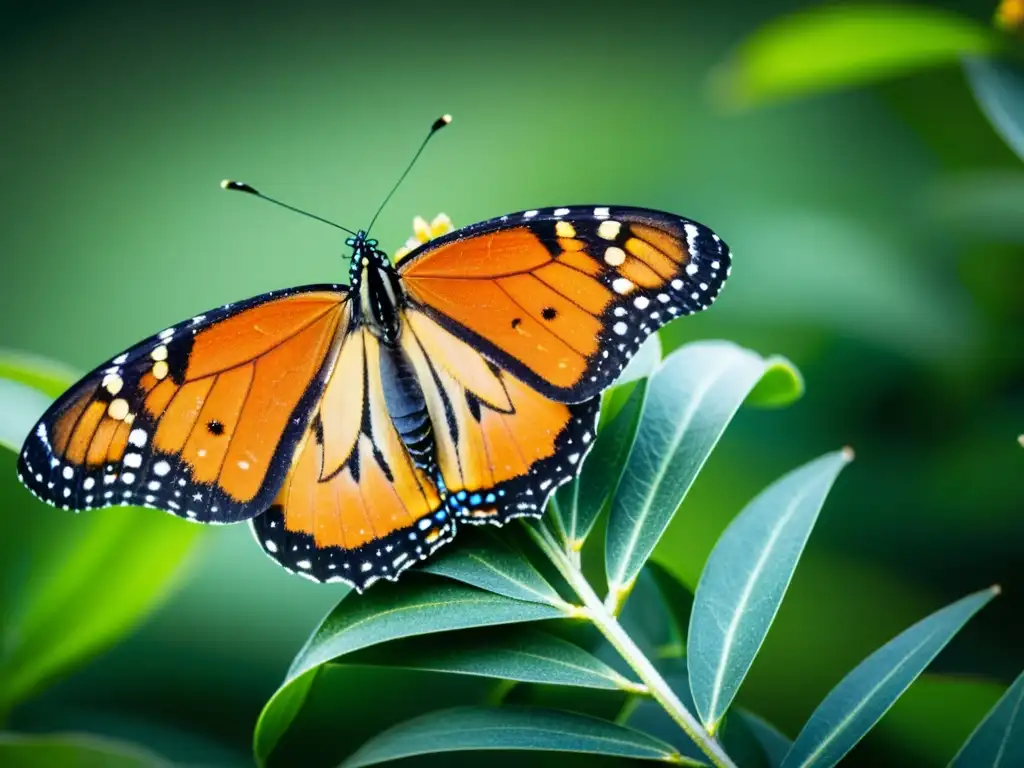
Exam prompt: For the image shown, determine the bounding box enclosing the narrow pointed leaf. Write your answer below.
[252,667,321,767]
[606,341,796,594]
[0,732,170,767]
[965,57,1024,162]
[288,579,566,683]
[781,586,999,768]
[689,450,853,731]
[255,580,565,765]
[714,4,999,108]
[554,379,649,549]
[340,706,693,767]
[347,626,642,691]
[949,668,1024,767]
[423,533,568,607]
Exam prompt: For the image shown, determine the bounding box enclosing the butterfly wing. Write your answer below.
[250,308,599,590]
[397,206,731,402]
[18,286,350,523]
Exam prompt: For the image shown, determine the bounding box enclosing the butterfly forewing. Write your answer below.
[18,286,348,523]
[398,206,731,403]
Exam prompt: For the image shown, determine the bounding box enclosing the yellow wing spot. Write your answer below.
[152,360,169,380]
[555,221,576,238]
[108,398,130,421]
[598,220,621,240]
[425,529,441,544]
[151,345,168,361]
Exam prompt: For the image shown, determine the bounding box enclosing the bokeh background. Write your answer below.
[1,0,1021,765]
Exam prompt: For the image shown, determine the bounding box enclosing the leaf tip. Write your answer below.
[1017,434,1024,448]
[841,445,856,461]
[990,583,1003,597]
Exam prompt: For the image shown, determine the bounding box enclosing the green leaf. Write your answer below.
[950,668,1024,767]
[553,379,648,550]
[0,378,53,453]
[288,579,568,681]
[605,341,795,597]
[0,731,170,767]
[615,334,662,388]
[965,57,1024,163]
[713,4,1000,108]
[688,450,853,732]
[254,580,566,766]
[347,625,643,692]
[781,586,1000,768]
[0,349,78,399]
[252,667,321,768]
[423,531,570,608]
[0,362,201,713]
[736,710,792,768]
[340,706,693,766]
[745,356,803,408]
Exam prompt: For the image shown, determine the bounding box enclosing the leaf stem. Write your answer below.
[528,522,738,768]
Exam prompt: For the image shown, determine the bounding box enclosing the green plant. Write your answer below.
[0,353,201,728]
[248,339,1020,768]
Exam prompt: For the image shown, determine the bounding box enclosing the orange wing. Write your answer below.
[250,308,599,590]
[18,286,349,523]
[399,206,731,402]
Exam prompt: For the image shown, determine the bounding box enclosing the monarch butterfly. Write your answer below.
[17,116,731,591]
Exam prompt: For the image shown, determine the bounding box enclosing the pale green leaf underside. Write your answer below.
[688,450,853,731]
[423,534,567,608]
[256,581,565,765]
[781,587,999,768]
[345,625,641,691]
[605,341,791,593]
[949,668,1024,768]
[340,706,694,766]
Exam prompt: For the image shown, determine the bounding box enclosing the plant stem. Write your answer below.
[529,523,738,768]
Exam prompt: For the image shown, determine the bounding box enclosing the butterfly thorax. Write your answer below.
[346,232,404,346]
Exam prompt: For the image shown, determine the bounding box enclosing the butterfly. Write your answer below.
[17,120,731,592]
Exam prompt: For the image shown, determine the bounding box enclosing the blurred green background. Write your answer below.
[1,0,1021,765]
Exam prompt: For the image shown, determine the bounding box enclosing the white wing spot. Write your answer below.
[154,461,171,477]
[613,321,628,335]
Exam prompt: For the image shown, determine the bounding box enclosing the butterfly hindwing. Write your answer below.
[250,308,599,590]
[398,205,731,402]
[18,286,349,523]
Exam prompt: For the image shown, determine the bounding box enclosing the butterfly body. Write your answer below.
[18,205,731,591]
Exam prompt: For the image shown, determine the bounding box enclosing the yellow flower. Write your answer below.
[996,0,1024,32]
[394,213,454,263]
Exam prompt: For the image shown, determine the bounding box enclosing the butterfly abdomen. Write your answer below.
[378,343,437,475]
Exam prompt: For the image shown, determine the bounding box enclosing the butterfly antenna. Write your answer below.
[366,114,452,235]
[220,180,360,236]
